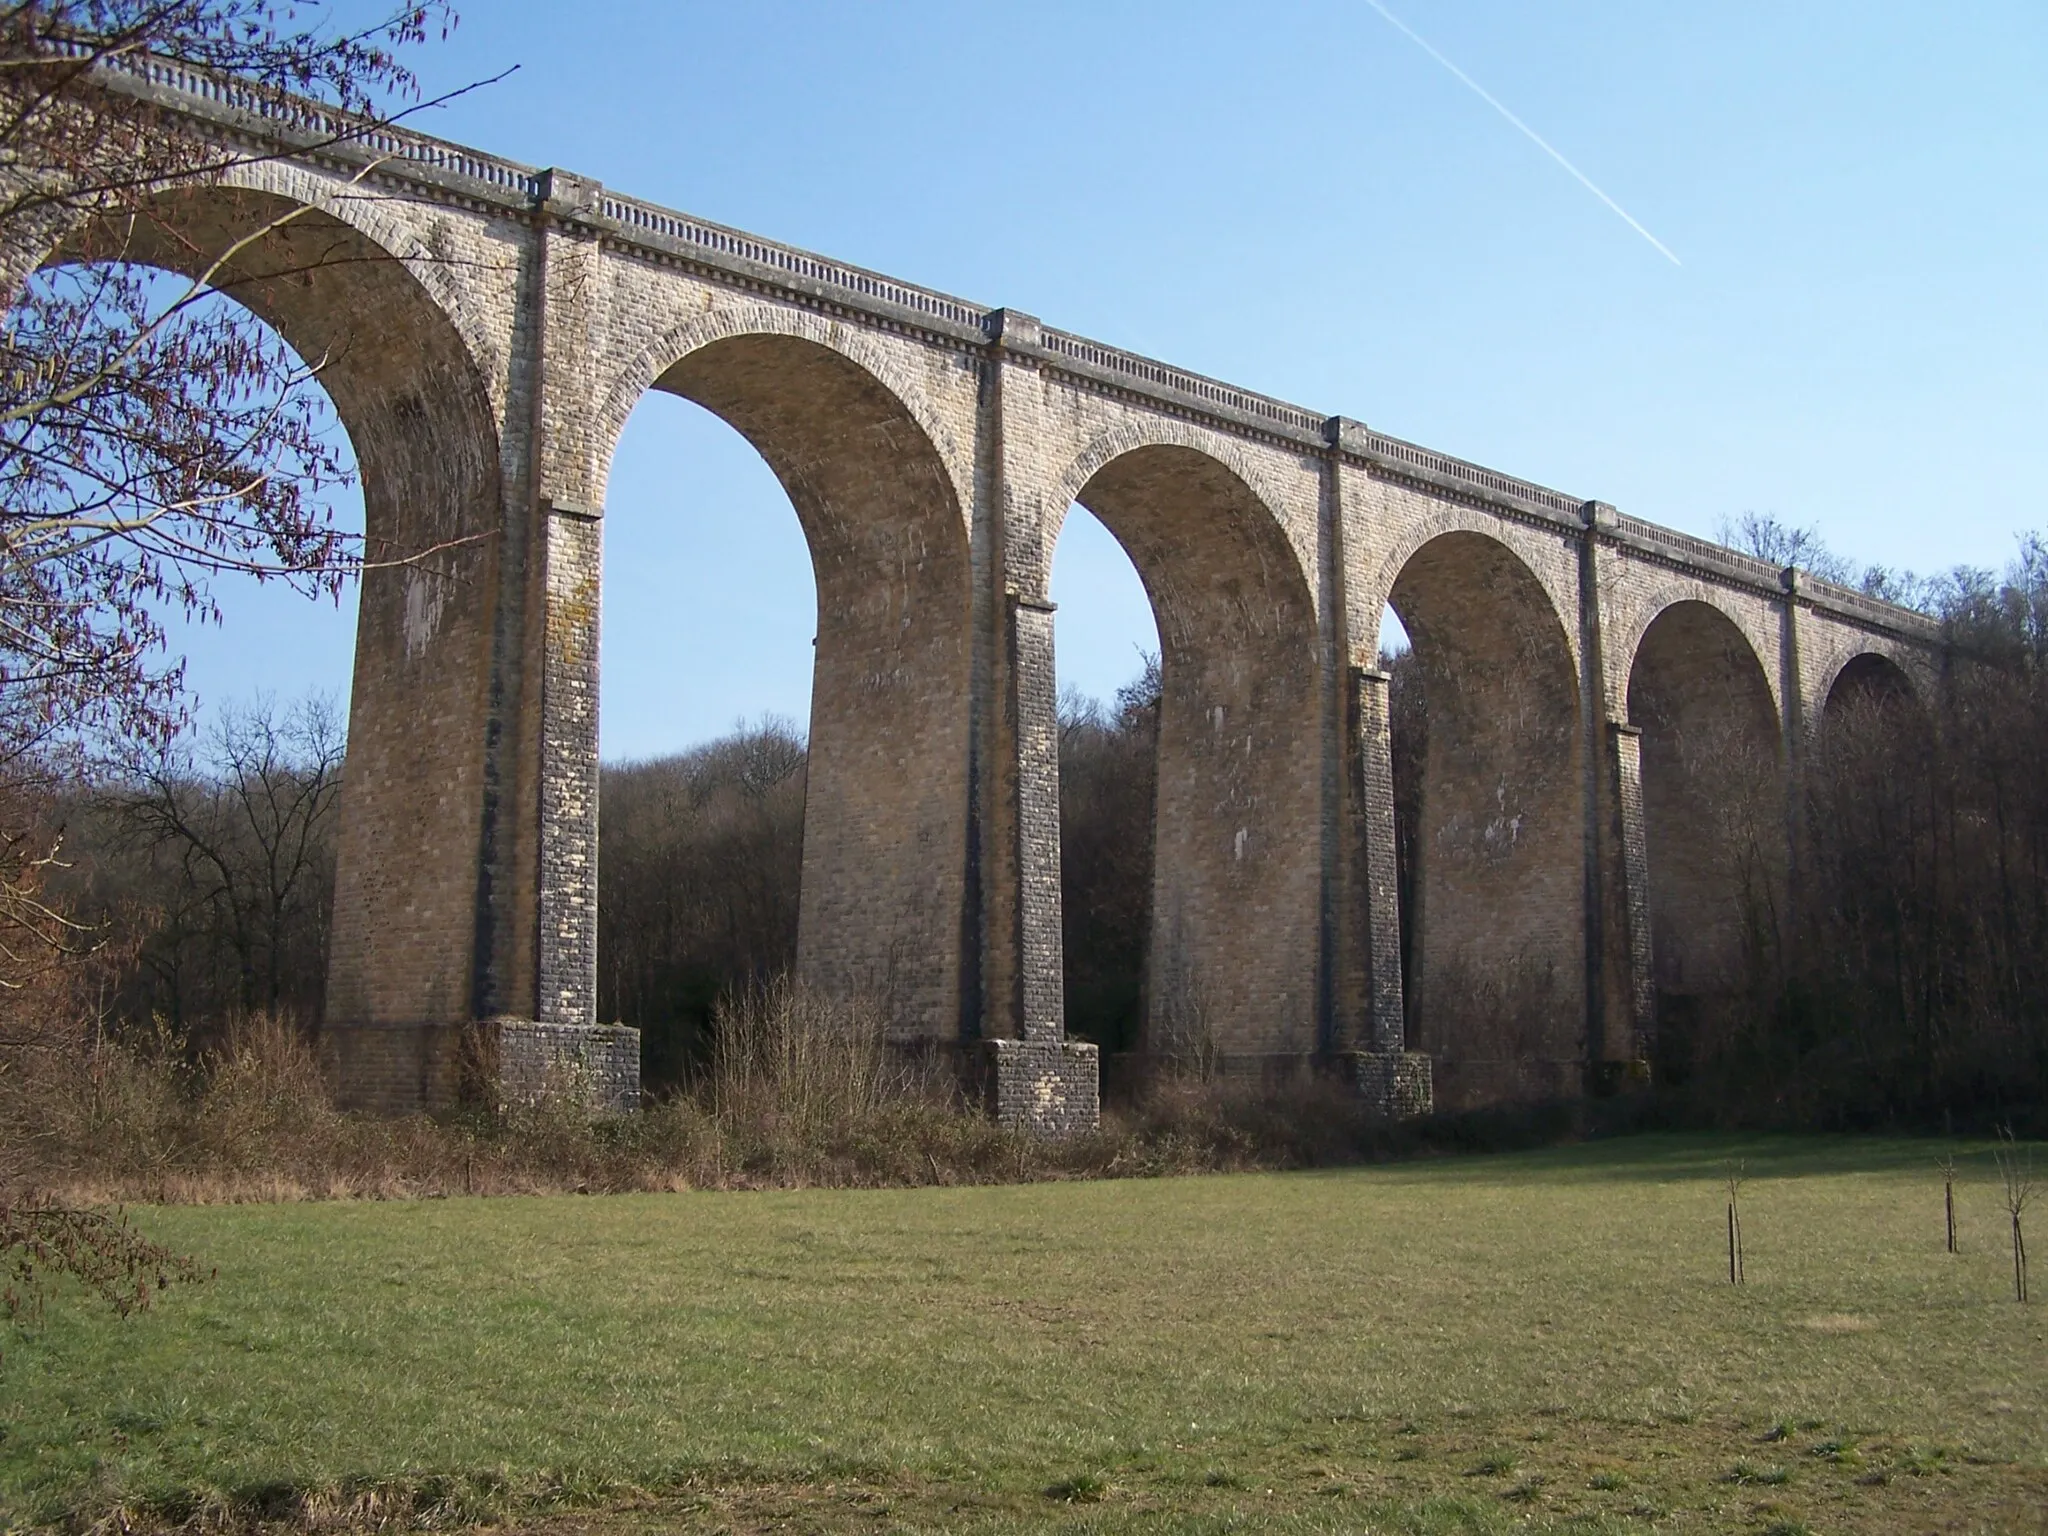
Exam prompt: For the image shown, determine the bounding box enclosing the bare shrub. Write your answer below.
[708,977,937,1139]
[1148,938,1221,1081]
[2,1190,204,1329]
[8,1012,335,1191]
[4,994,1613,1205]
[1995,1129,2032,1303]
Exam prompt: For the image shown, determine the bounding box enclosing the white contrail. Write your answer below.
[1363,0,1682,267]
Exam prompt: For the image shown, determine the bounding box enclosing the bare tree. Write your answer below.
[1717,511,1937,609]
[1718,512,1860,586]
[1940,1153,1959,1255]
[1995,1129,2032,1303]
[0,3,458,980]
[0,4,455,1316]
[98,692,343,1026]
[1725,1159,1746,1284]
[1,3,459,749]
[3,1189,202,1334]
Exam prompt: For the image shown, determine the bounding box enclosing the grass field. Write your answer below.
[3,1134,2043,1533]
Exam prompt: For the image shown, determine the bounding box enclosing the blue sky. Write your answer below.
[168,0,2048,760]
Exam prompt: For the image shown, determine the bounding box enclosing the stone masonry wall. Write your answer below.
[585,285,984,1045]
[494,1022,641,1113]
[321,1022,639,1114]
[986,1038,1100,1136]
[89,75,1945,1130]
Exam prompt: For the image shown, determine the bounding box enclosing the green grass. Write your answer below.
[3,1133,2043,1532]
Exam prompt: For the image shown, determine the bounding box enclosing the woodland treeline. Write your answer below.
[42,527,2048,1125]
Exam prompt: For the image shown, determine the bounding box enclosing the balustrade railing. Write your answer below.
[595,195,984,329]
[1037,328,1327,435]
[88,48,1937,636]
[1358,430,1581,517]
[97,49,542,197]
[1613,514,1783,585]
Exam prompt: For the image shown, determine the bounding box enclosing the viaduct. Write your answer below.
[23,62,1943,1131]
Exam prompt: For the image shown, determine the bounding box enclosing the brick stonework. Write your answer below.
[320,1020,638,1114]
[987,1038,1100,1135]
[321,1024,468,1115]
[1008,593,1066,1042]
[1349,1050,1435,1119]
[493,1021,641,1112]
[1351,668,1405,1054]
[1608,723,1657,1063]
[54,68,1949,1133]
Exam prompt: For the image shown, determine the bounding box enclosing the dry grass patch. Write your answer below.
[3,1136,2044,1532]
[1798,1312,1877,1333]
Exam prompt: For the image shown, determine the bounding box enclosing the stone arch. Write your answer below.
[1819,645,1924,724]
[600,313,976,1041]
[1363,506,1580,670]
[596,303,974,522]
[38,175,507,1044]
[220,160,510,391]
[1382,529,1585,1107]
[1625,600,1786,1073]
[1038,418,1310,590]
[1057,437,1324,1065]
[1611,582,1782,724]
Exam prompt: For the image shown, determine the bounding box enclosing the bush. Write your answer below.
[3,977,1646,1208]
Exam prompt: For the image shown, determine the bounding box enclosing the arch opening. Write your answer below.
[1050,504,1159,1070]
[38,183,505,1039]
[1382,532,1583,1108]
[600,330,974,1065]
[1064,443,1322,1071]
[1625,601,1784,1082]
[1824,651,1918,724]
[1377,607,1422,1051]
[1807,649,1935,970]
[20,260,366,730]
[594,392,814,1090]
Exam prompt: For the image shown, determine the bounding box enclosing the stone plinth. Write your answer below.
[323,1020,640,1115]
[1349,1049,1435,1119]
[490,1020,641,1112]
[987,1037,1099,1136]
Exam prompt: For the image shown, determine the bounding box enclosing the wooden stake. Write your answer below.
[1725,1160,1746,1285]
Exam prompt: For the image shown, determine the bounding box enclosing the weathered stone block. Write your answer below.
[1348,1049,1434,1119]
[490,1020,641,1113]
[321,1020,639,1115]
[987,1037,1099,1136]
